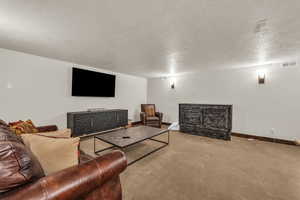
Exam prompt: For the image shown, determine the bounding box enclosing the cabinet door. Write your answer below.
[92,111,117,132]
[116,110,128,126]
[73,114,93,137]
[202,108,229,131]
[180,108,202,126]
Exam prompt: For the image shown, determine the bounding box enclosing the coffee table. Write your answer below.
[94,126,169,165]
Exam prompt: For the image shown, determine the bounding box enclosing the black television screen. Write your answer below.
[72,68,116,97]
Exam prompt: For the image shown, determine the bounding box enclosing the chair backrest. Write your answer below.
[141,104,156,117]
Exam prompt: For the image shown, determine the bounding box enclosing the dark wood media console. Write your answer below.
[67,109,128,137]
[179,104,232,140]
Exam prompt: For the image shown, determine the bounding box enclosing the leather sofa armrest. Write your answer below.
[36,125,58,132]
[140,112,146,124]
[1,151,127,200]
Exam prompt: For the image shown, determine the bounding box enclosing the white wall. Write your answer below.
[148,65,300,141]
[2,47,299,141]
[0,48,147,128]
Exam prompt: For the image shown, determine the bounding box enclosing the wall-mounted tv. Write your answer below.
[72,68,116,97]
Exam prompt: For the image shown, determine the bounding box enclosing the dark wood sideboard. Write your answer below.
[179,104,232,140]
[67,109,128,137]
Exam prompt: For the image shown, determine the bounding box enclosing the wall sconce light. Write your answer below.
[6,82,13,89]
[171,82,175,89]
[169,77,176,89]
[258,71,266,84]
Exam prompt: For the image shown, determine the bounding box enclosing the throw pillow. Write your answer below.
[0,125,44,193]
[37,129,72,138]
[0,119,8,127]
[21,134,80,175]
[8,120,23,126]
[0,119,10,131]
[9,120,38,135]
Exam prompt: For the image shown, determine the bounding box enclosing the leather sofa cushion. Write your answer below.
[9,120,39,135]
[146,116,159,121]
[0,121,44,193]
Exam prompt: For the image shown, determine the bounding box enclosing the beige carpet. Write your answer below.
[80,130,300,200]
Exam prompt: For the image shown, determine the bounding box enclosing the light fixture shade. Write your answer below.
[258,71,266,84]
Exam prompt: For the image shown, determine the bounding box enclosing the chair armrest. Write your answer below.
[1,151,127,200]
[140,112,146,124]
[155,112,163,120]
[36,125,58,132]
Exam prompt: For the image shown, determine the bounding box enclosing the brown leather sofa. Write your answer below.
[0,119,127,200]
[140,104,163,128]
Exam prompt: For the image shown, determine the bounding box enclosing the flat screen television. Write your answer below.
[72,68,116,97]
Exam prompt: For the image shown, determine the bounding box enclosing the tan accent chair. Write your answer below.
[140,104,163,128]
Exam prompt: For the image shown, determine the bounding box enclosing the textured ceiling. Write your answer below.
[1,0,300,77]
